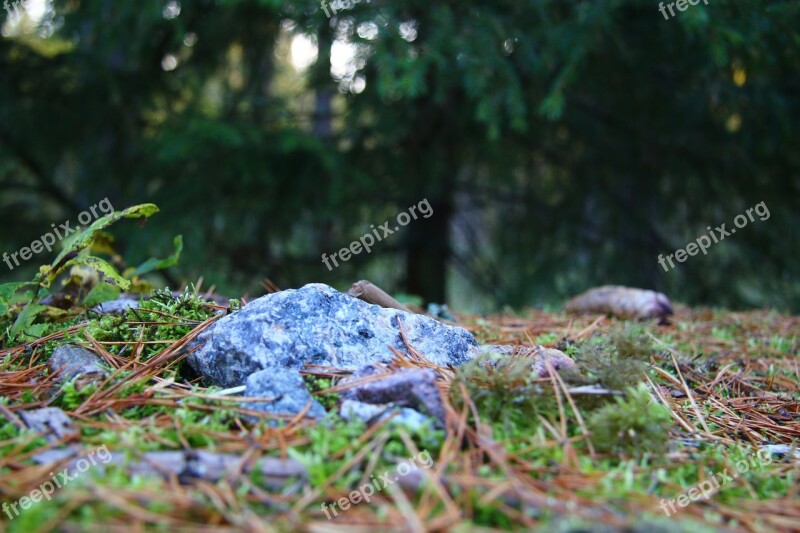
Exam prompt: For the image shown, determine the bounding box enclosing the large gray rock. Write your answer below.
[187,283,478,388]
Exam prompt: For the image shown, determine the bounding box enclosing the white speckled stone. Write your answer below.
[187,283,478,388]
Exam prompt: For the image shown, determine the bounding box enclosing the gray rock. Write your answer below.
[759,444,800,459]
[339,400,433,431]
[340,365,446,425]
[49,344,108,388]
[187,283,478,388]
[18,407,79,443]
[243,368,327,420]
[92,297,139,314]
[339,399,387,422]
[427,302,455,321]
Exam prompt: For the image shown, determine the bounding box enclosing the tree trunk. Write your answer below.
[405,195,452,304]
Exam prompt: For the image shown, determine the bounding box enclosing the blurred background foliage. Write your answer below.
[1,0,798,312]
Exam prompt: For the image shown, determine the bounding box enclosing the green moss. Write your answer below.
[1,265,795,531]
[54,380,98,411]
[79,287,217,362]
[451,352,557,438]
[587,383,672,459]
[286,413,444,493]
[302,375,341,410]
[535,332,559,345]
[567,325,656,392]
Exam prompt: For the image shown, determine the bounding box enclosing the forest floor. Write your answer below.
[1,291,799,532]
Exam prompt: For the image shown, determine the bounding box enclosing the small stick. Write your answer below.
[347,280,412,313]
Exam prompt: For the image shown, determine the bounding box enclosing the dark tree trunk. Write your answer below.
[405,195,452,304]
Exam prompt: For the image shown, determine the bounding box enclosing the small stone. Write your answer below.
[243,368,327,421]
[18,407,79,443]
[427,302,455,321]
[92,297,139,314]
[340,365,446,425]
[339,400,433,430]
[49,344,108,389]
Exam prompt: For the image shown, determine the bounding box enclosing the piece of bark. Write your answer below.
[564,285,673,322]
[127,451,306,488]
[347,280,411,313]
[30,448,306,489]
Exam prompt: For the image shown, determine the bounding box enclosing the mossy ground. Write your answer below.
[0,294,798,532]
